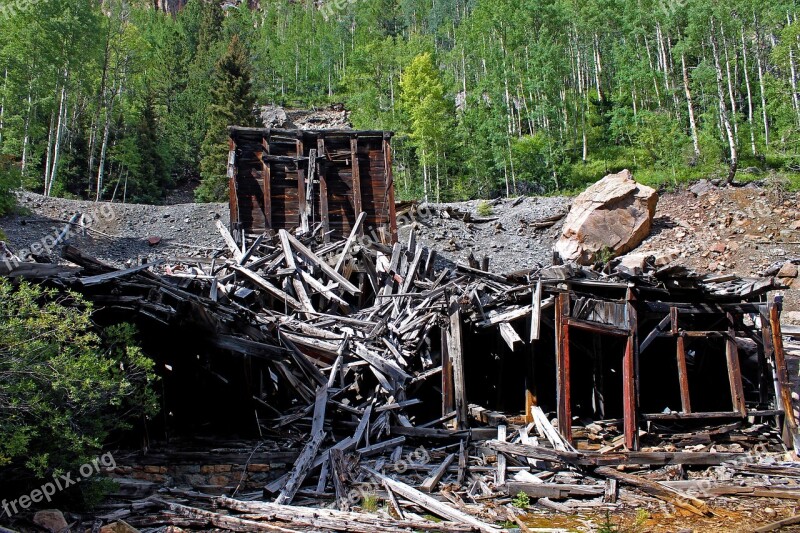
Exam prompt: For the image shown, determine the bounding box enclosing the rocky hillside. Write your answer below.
[2,182,799,313]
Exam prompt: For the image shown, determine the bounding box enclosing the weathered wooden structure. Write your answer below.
[227,127,397,245]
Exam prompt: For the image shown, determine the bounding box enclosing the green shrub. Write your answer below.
[0,156,20,216]
[512,490,530,509]
[476,200,493,217]
[0,280,158,481]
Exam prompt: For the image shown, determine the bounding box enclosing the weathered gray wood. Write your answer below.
[448,297,468,430]
[419,453,455,493]
[281,230,361,295]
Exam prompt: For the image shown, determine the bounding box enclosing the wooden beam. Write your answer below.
[419,453,455,493]
[555,293,572,444]
[281,230,361,295]
[384,138,398,244]
[297,138,308,234]
[726,312,747,417]
[317,137,329,241]
[448,296,468,430]
[529,280,541,341]
[768,301,800,452]
[350,136,362,218]
[441,324,454,417]
[496,425,507,485]
[261,135,272,229]
[228,137,239,238]
[594,467,712,516]
[676,335,692,414]
[335,212,367,273]
[623,288,639,450]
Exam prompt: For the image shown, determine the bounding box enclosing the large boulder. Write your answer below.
[554,170,657,265]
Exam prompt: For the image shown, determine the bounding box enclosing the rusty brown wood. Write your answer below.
[623,288,639,450]
[384,137,398,244]
[672,306,691,413]
[296,138,308,233]
[317,137,329,241]
[228,137,239,236]
[447,296,468,430]
[726,312,747,417]
[555,292,572,444]
[441,328,454,418]
[351,136,363,219]
[768,301,799,451]
[261,135,272,229]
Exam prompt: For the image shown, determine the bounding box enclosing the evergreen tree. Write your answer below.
[196,34,256,202]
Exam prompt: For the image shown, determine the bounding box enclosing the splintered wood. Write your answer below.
[2,209,798,532]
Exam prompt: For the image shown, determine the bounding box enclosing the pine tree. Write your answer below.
[196,35,256,202]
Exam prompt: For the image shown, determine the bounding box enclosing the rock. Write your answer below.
[100,520,141,533]
[33,509,69,533]
[711,242,726,254]
[554,170,658,264]
[147,236,162,247]
[689,179,714,197]
[778,262,799,278]
[618,252,653,270]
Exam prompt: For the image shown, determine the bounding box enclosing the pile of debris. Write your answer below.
[2,211,799,532]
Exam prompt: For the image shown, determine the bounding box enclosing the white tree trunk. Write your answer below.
[0,68,6,148]
[43,108,56,194]
[711,21,738,184]
[681,54,701,158]
[21,84,32,176]
[721,27,739,140]
[756,43,769,148]
[741,27,757,156]
[790,46,800,126]
[47,83,68,197]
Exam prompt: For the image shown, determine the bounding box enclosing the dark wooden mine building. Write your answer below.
[227,127,397,245]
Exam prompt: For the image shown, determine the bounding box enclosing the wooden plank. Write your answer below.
[507,482,604,499]
[639,313,672,353]
[351,136,363,217]
[676,335,692,414]
[530,280,542,341]
[419,453,455,493]
[231,265,302,310]
[441,326,454,417]
[726,312,747,417]
[78,260,164,287]
[281,230,361,295]
[555,293,571,444]
[366,469,501,533]
[216,219,243,261]
[275,384,328,505]
[228,138,239,236]
[317,137,329,241]
[335,212,367,273]
[496,425,507,486]
[448,297,468,430]
[768,301,800,452]
[499,322,522,351]
[594,466,712,517]
[754,515,800,532]
[261,136,272,229]
[623,288,639,450]
[297,138,308,234]
[384,138,398,244]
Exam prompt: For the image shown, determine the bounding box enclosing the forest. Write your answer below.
[0,0,799,205]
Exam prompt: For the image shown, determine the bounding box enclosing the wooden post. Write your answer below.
[317,137,329,241]
[673,307,691,414]
[768,300,799,451]
[726,312,747,417]
[351,136,363,222]
[441,329,454,417]
[623,288,639,450]
[448,296,468,430]
[555,292,572,444]
[261,135,272,230]
[296,137,308,234]
[383,135,397,244]
[227,136,239,241]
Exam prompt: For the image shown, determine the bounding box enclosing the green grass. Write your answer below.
[476,200,494,216]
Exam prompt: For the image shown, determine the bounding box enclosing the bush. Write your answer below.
[0,280,158,482]
[0,156,20,216]
[476,200,493,216]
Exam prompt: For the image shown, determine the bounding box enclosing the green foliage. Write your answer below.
[0,156,20,216]
[0,280,158,480]
[476,200,493,217]
[512,490,530,509]
[361,493,380,512]
[196,34,256,202]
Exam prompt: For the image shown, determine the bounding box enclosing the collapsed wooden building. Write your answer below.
[2,198,800,529]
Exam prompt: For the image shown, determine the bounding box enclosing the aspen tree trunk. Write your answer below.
[756,39,769,147]
[0,68,6,147]
[21,84,33,176]
[721,26,739,140]
[421,147,429,203]
[43,108,56,195]
[790,46,800,126]
[643,34,662,107]
[711,20,738,184]
[682,54,701,158]
[740,27,757,156]
[593,33,604,102]
[47,82,68,197]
